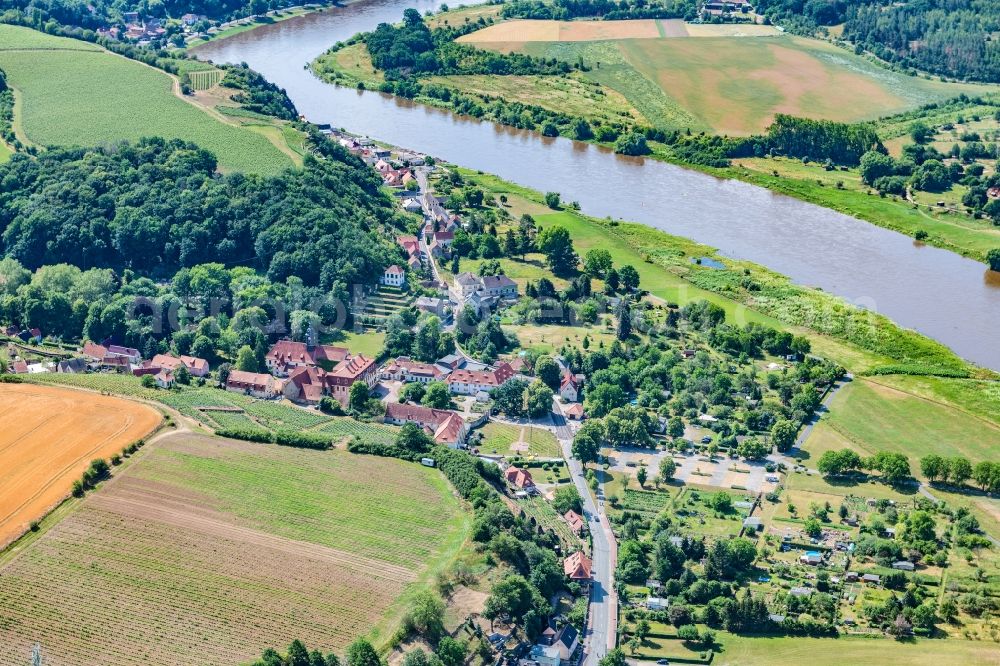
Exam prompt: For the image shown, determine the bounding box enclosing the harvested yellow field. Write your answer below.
[458,18,661,43]
[0,382,160,547]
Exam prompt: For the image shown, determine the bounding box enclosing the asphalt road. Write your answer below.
[553,401,617,666]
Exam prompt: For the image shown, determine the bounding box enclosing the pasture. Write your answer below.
[814,377,1000,466]
[714,629,1000,664]
[0,382,160,548]
[0,433,469,665]
[458,20,991,134]
[0,24,293,175]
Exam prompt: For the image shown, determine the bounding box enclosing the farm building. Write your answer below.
[383,402,468,448]
[381,356,450,383]
[149,353,210,377]
[226,370,284,399]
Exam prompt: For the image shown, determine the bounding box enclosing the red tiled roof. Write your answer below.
[564,510,585,534]
[448,362,515,389]
[266,340,349,368]
[386,264,404,275]
[504,466,534,489]
[328,355,376,384]
[563,551,592,580]
[82,341,108,360]
[563,403,585,419]
[227,370,280,393]
[384,357,445,379]
[384,402,465,445]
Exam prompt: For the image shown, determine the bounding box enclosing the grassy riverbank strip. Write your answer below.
[186,3,333,49]
[454,166,992,381]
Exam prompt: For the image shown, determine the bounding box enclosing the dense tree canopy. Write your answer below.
[0,138,398,285]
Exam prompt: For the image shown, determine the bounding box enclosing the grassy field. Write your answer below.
[0,24,293,175]
[474,421,562,458]
[713,634,1000,665]
[0,433,470,664]
[814,377,1000,465]
[459,20,990,135]
[507,322,617,353]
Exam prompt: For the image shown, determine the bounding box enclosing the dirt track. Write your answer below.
[0,382,161,547]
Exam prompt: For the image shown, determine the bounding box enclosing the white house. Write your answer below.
[559,369,583,403]
[380,265,406,287]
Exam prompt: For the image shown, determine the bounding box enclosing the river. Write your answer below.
[193,0,1000,371]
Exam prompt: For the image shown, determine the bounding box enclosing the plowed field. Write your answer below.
[0,433,469,665]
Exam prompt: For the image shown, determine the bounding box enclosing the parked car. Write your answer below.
[701,436,712,444]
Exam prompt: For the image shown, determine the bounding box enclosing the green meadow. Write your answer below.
[0,24,292,175]
[817,377,1000,465]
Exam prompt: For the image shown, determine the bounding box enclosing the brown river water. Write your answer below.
[194,0,1000,370]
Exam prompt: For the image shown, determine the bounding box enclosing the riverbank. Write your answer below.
[310,12,1000,265]
[453,165,993,380]
[185,3,335,49]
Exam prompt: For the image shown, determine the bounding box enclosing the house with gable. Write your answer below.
[559,369,584,403]
[447,361,515,395]
[226,370,284,399]
[326,354,378,407]
[384,402,468,448]
[563,551,592,585]
[380,264,406,288]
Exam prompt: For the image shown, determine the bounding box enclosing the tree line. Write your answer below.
[754,0,1000,83]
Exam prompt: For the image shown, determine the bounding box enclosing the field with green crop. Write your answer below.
[460,24,991,135]
[0,433,470,665]
[0,24,292,175]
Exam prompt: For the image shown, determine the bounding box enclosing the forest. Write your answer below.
[219,64,299,120]
[753,0,1000,83]
[0,137,399,284]
[365,9,572,77]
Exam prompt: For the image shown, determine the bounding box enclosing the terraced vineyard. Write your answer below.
[0,434,470,665]
[309,418,400,444]
[354,285,413,330]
